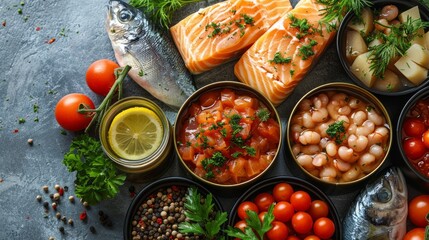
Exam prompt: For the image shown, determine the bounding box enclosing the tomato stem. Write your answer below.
[78,65,131,133]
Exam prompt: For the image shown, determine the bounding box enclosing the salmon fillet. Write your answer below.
[234,0,336,106]
[170,0,292,74]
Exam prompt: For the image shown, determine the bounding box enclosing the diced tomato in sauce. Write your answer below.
[176,88,280,184]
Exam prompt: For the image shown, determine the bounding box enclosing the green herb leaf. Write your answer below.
[63,134,126,205]
[256,108,270,122]
[179,187,227,239]
[268,52,292,64]
[326,120,346,144]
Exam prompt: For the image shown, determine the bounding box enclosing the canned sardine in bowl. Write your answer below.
[99,97,172,181]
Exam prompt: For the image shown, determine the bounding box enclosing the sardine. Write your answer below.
[343,167,408,240]
[106,0,196,109]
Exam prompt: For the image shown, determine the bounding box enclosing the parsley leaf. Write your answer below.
[63,134,126,205]
[326,120,346,144]
[179,187,228,239]
[256,108,270,122]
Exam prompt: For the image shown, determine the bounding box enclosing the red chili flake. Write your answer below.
[167,193,172,199]
[171,185,179,191]
[58,187,64,196]
[13,129,19,133]
[47,38,55,44]
[156,218,162,224]
[138,219,145,227]
[2,20,5,27]
[79,211,87,221]
[35,26,41,31]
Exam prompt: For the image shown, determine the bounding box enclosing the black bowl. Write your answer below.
[336,0,429,96]
[228,176,342,239]
[396,86,429,188]
[123,176,224,239]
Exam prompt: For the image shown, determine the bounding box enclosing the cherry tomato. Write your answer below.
[422,130,429,148]
[266,221,289,240]
[304,236,321,240]
[403,138,426,160]
[291,211,313,234]
[313,217,335,239]
[259,211,267,222]
[408,195,429,227]
[286,236,300,240]
[290,191,312,211]
[403,118,426,137]
[86,59,120,96]
[234,220,248,232]
[273,201,295,223]
[254,192,275,212]
[237,201,259,220]
[308,200,329,220]
[403,228,425,240]
[55,93,95,131]
[273,182,294,202]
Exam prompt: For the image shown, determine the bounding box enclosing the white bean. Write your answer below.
[326,141,338,157]
[358,153,376,167]
[291,123,304,134]
[299,99,312,111]
[356,120,375,136]
[342,167,361,182]
[299,131,321,145]
[301,145,321,155]
[369,144,384,159]
[349,97,363,109]
[319,137,329,149]
[348,124,357,135]
[337,115,350,128]
[313,93,329,108]
[351,111,367,126]
[302,112,315,129]
[312,153,328,167]
[367,132,383,146]
[320,166,337,178]
[333,158,352,172]
[338,146,356,163]
[321,176,337,183]
[292,144,301,156]
[331,93,347,105]
[312,108,328,123]
[338,106,351,116]
[375,126,389,139]
[317,121,334,138]
[296,154,314,170]
[327,101,340,119]
[348,134,368,152]
[368,110,384,126]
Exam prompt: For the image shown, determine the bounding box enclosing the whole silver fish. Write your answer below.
[343,167,408,240]
[106,0,196,109]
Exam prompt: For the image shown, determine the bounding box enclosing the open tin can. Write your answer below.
[99,97,172,182]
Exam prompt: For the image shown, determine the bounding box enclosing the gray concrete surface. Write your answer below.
[0,0,426,239]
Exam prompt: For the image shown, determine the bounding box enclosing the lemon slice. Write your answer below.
[108,107,163,160]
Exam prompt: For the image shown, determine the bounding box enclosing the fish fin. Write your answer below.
[367,233,390,240]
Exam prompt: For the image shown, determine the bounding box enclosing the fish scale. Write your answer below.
[106,0,196,109]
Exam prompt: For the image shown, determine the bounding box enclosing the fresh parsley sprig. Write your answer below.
[178,187,228,239]
[326,120,346,144]
[63,134,126,205]
[225,204,275,240]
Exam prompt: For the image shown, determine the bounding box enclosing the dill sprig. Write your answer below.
[368,17,429,78]
[129,0,203,29]
[317,0,372,31]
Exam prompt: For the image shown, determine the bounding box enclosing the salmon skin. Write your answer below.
[234,0,336,106]
[170,0,292,75]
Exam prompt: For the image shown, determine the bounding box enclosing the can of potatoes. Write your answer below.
[99,97,172,182]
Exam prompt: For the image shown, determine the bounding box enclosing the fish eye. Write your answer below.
[119,9,133,22]
[376,188,391,203]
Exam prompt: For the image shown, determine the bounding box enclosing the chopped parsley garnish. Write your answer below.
[289,14,319,39]
[231,152,242,158]
[245,146,256,156]
[290,69,295,76]
[256,108,270,122]
[206,12,254,38]
[138,69,145,77]
[326,120,346,144]
[242,14,254,25]
[268,52,292,64]
[298,40,317,60]
[220,128,227,137]
[366,106,373,112]
[202,152,227,179]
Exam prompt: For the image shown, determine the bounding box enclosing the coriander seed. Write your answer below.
[42,185,49,192]
[54,184,60,191]
[68,196,75,203]
[55,212,61,219]
[36,195,42,202]
[53,193,60,201]
[68,219,74,226]
[27,139,33,145]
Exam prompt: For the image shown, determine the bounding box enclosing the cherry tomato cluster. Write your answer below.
[235,182,336,240]
[55,59,119,131]
[403,195,429,240]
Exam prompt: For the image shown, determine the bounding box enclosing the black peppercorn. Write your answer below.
[89,226,96,234]
[43,201,49,209]
[59,226,64,234]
